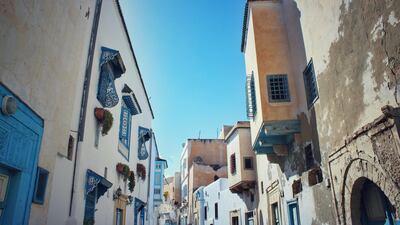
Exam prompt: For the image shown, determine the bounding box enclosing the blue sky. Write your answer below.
[120,1,247,176]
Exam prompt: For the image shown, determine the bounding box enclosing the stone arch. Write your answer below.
[340,151,400,225]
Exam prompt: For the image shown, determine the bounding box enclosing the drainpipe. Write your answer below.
[68,0,103,218]
[146,130,154,222]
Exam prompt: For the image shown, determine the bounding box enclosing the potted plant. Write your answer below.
[137,163,146,181]
[102,109,113,135]
[94,107,105,122]
[116,163,124,173]
[128,171,135,192]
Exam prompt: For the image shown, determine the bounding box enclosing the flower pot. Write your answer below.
[116,163,124,173]
[95,108,105,122]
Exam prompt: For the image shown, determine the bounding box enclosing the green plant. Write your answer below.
[137,163,146,180]
[128,171,135,192]
[102,109,113,135]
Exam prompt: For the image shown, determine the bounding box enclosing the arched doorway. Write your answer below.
[351,178,395,225]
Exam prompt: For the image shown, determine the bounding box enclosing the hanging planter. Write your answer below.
[94,107,114,135]
[116,163,130,181]
[94,107,105,122]
[137,163,146,181]
[128,171,135,192]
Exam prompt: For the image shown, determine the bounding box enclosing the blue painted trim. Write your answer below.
[0,84,44,225]
[287,199,301,225]
[32,167,49,204]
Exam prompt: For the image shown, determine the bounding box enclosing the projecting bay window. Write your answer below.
[267,74,290,103]
[303,59,319,108]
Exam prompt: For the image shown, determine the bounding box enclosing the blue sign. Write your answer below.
[119,104,131,150]
[85,170,101,195]
[138,127,151,160]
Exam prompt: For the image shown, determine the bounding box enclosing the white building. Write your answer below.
[193,178,255,225]
[46,1,155,225]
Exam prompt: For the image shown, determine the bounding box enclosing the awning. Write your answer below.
[122,95,141,115]
[85,169,112,200]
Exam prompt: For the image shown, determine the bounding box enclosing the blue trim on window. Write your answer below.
[303,59,319,109]
[287,199,301,225]
[32,167,49,205]
[154,172,162,185]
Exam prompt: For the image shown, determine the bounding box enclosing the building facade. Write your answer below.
[294,0,400,224]
[242,0,335,224]
[193,178,254,225]
[1,0,159,224]
[0,0,95,224]
[179,139,227,225]
[224,122,258,225]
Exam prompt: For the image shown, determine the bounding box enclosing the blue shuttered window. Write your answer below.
[246,72,257,118]
[33,167,49,204]
[303,59,319,108]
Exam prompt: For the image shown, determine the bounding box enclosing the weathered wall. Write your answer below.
[295,0,400,223]
[0,0,94,224]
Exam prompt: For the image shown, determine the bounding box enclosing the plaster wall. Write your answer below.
[202,179,252,225]
[69,0,154,224]
[293,0,400,223]
[0,0,95,224]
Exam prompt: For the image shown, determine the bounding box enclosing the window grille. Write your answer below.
[303,59,319,108]
[267,74,290,102]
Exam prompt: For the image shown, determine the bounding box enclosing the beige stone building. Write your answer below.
[294,0,400,224]
[222,121,258,225]
[179,139,227,225]
[242,0,335,224]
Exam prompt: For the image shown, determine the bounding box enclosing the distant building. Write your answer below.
[193,178,252,225]
[179,139,227,225]
[223,121,258,225]
[154,158,168,207]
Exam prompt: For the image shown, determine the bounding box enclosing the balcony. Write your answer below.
[253,120,300,155]
[224,122,257,193]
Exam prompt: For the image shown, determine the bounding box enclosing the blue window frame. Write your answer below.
[154,172,161,185]
[303,59,319,108]
[32,167,49,204]
[118,101,132,160]
[267,74,290,102]
[116,208,123,225]
[287,200,300,225]
[83,187,97,225]
[246,72,257,118]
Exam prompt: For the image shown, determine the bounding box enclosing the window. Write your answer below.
[215,203,218,219]
[232,216,239,225]
[250,193,254,202]
[244,157,253,170]
[33,167,49,204]
[155,173,161,185]
[84,187,97,224]
[261,181,264,194]
[246,211,254,225]
[230,154,236,174]
[305,144,315,170]
[246,72,257,118]
[154,188,161,194]
[118,101,132,160]
[116,208,123,225]
[267,74,290,102]
[303,59,319,108]
[67,135,74,160]
[272,203,280,225]
[288,201,300,225]
[204,206,207,220]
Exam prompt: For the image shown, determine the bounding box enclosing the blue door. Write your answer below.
[0,85,43,225]
[288,200,300,225]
